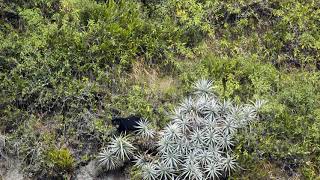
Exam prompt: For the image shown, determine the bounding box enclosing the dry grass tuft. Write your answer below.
[130,60,178,95]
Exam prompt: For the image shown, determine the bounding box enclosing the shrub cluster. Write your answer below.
[0,0,208,177]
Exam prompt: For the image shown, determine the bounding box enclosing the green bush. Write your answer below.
[46,148,75,172]
[177,54,320,178]
[200,0,320,69]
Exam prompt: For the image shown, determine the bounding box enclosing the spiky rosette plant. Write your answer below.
[134,119,157,149]
[97,135,135,170]
[97,79,265,179]
[135,79,265,179]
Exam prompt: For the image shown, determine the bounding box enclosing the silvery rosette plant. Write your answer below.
[97,79,265,179]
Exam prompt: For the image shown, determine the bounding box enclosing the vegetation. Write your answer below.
[0,0,319,179]
[46,148,75,174]
[97,80,264,179]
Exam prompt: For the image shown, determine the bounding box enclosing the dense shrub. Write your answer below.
[201,0,320,69]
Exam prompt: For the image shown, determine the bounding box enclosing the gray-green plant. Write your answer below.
[135,79,265,179]
[97,135,135,170]
[97,79,265,179]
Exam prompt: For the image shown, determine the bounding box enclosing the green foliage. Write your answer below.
[199,0,320,69]
[157,0,210,47]
[0,0,207,177]
[178,54,320,178]
[112,85,154,118]
[46,148,75,173]
[254,73,320,177]
[271,1,320,67]
[1,0,320,178]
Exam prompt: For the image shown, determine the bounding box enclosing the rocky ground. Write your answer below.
[75,160,128,180]
[0,158,128,180]
[0,158,25,180]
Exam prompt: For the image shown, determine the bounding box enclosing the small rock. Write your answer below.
[75,160,128,180]
[76,161,96,180]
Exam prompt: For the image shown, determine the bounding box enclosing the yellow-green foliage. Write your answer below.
[46,148,75,172]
